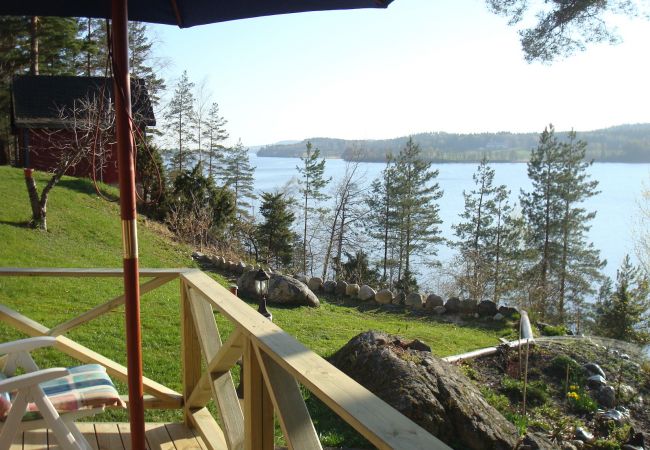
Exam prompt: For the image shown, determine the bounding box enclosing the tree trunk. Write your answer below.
[30,17,39,75]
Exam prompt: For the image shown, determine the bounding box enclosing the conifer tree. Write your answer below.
[203,102,229,180]
[165,70,195,175]
[593,255,650,345]
[297,141,331,275]
[453,157,513,301]
[257,192,296,268]
[221,140,255,219]
[78,18,107,76]
[128,22,165,109]
[521,125,604,320]
[393,137,444,293]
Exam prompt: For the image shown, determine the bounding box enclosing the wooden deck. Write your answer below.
[10,423,207,450]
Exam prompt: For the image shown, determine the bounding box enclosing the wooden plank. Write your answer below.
[8,430,23,450]
[243,340,273,450]
[0,305,181,404]
[182,271,449,450]
[23,429,47,450]
[95,423,124,450]
[254,345,321,450]
[121,394,183,410]
[144,423,175,450]
[186,329,244,408]
[187,288,244,450]
[181,281,203,426]
[49,276,177,336]
[118,422,151,450]
[0,268,189,277]
[76,423,100,450]
[165,423,204,450]
[189,408,227,450]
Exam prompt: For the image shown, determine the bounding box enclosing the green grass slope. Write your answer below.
[0,166,507,442]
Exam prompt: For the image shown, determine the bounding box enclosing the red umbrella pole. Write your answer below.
[111,0,146,448]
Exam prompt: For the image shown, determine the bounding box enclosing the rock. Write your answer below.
[405,292,425,308]
[346,283,360,297]
[237,271,319,307]
[575,427,594,443]
[520,432,557,450]
[561,442,578,450]
[226,260,235,271]
[621,353,631,360]
[433,306,446,315]
[584,363,606,379]
[597,408,628,429]
[460,298,478,315]
[295,274,309,284]
[621,445,644,450]
[217,256,226,268]
[618,384,637,403]
[375,289,394,305]
[477,300,498,317]
[596,385,616,408]
[236,261,247,274]
[336,280,348,296]
[445,297,461,313]
[425,294,444,309]
[493,313,505,321]
[323,280,337,294]
[307,277,323,292]
[330,330,537,450]
[358,285,376,301]
[498,305,518,317]
[571,441,585,450]
[623,432,646,450]
[587,374,607,389]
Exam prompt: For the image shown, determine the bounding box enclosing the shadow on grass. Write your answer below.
[0,220,31,228]
[58,178,119,202]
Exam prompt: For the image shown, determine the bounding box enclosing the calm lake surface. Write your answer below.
[249,153,650,283]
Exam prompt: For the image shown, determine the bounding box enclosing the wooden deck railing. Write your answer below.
[0,268,449,450]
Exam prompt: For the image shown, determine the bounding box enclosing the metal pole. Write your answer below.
[111,0,145,448]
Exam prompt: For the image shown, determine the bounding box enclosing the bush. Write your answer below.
[566,387,597,414]
[547,354,582,381]
[480,387,510,413]
[541,324,568,336]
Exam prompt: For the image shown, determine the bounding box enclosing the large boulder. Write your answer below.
[375,289,394,305]
[336,280,348,296]
[237,271,319,307]
[425,294,444,309]
[323,280,337,294]
[358,285,376,301]
[346,283,360,297]
[478,300,498,317]
[308,277,323,292]
[460,298,478,315]
[405,292,425,309]
[330,331,550,450]
[445,297,461,313]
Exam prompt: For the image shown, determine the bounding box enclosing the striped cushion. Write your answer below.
[2,364,124,421]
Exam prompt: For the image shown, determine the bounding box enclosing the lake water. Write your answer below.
[248,153,650,284]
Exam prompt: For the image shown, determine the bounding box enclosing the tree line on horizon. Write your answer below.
[256,125,650,164]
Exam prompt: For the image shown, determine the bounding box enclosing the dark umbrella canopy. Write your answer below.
[0,0,393,28]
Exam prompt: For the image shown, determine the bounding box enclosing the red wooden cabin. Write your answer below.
[11,75,155,184]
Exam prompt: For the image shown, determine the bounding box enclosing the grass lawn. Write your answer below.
[0,166,509,446]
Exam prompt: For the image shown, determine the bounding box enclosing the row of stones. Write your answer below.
[299,276,519,319]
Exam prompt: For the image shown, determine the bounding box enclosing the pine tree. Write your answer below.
[221,140,255,219]
[365,156,399,286]
[165,70,195,175]
[521,125,604,320]
[77,18,107,76]
[453,157,513,301]
[203,102,229,180]
[257,192,296,268]
[128,21,165,109]
[297,141,331,275]
[593,255,650,345]
[393,137,444,293]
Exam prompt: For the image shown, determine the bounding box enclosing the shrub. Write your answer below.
[501,377,549,407]
[547,354,582,381]
[541,324,568,336]
[566,388,597,414]
[480,387,510,413]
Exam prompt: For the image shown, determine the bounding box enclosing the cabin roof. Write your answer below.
[11,75,155,129]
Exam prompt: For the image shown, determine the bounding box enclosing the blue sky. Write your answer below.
[150,0,650,147]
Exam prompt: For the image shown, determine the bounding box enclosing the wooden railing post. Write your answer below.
[180,279,202,426]
[243,340,273,450]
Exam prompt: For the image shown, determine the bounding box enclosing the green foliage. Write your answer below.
[339,251,380,286]
[501,377,549,407]
[541,324,568,336]
[547,355,582,381]
[520,125,604,322]
[164,70,196,174]
[257,191,296,268]
[136,141,168,220]
[202,102,229,180]
[220,140,255,220]
[593,255,650,345]
[566,387,597,414]
[591,439,622,450]
[480,386,510,413]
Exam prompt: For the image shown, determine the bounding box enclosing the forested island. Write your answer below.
[256,123,650,163]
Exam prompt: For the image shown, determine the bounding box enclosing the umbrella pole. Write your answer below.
[111,0,146,448]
